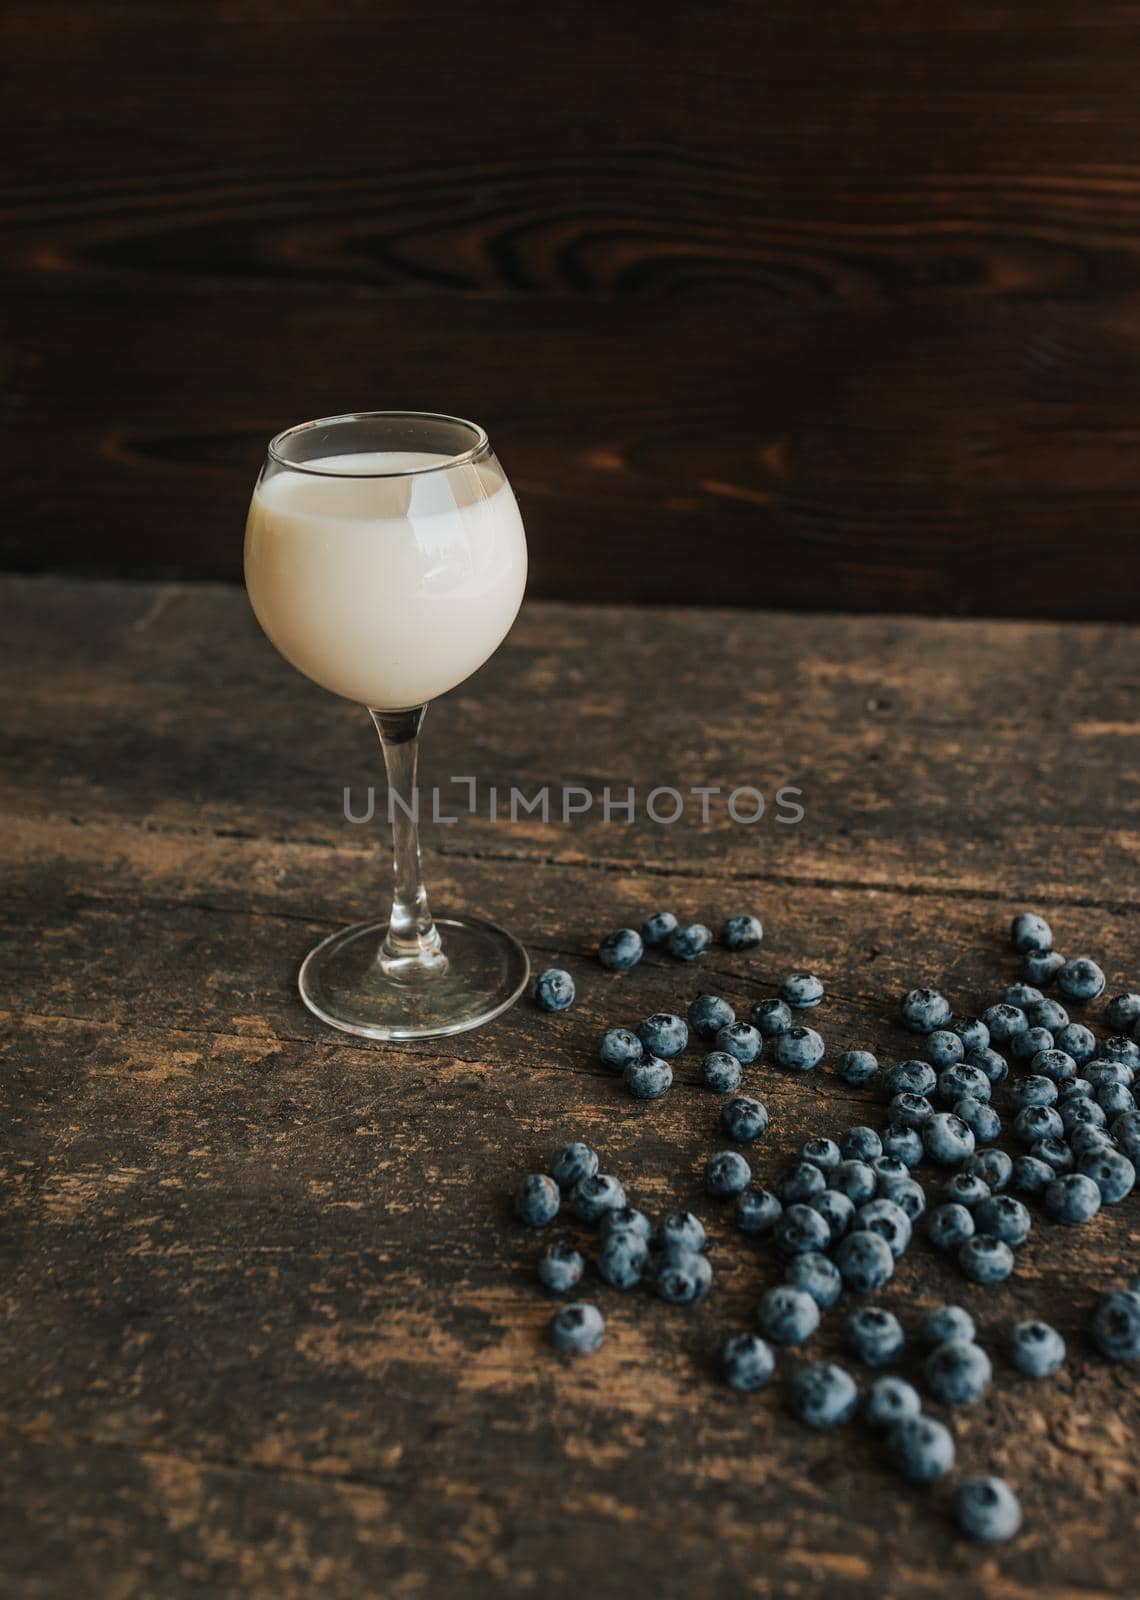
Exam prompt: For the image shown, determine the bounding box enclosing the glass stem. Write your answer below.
[370,706,447,982]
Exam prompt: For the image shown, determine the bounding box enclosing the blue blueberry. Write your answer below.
[1010,1155,1055,1196]
[599,1026,644,1072]
[1103,1035,1140,1065]
[965,1046,1009,1086]
[598,1231,649,1289]
[840,1126,882,1163]
[720,914,763,951]
[786,1251,843,1308]
[871,1155,911,1194]
[600,1205,651,1243]
[1045,1172,1102,1224]
[688,993,735,1040]
[1060,1077,1096,1105]
[802,1136,842,1172]
[1058,957,1106,1003]
[941,1171,991,1207]
[854,1198,912,1259]
[927,1203,976,1251]
[1013,1104,1064,1145]
[757,1285,820,1345]
[667,922,712,961]
[829,1160,877,1205]
[949,1014,990,1052]
[884,1060,938,1097]
[789,1362,858,1428]
[1011,1026,1054,1064]
[957,1477,1022,1543]
[1030,1136,1074,1174]
[751,998,793,1036]
[721,1332,775,1391]
[889,1415,955,1482]
[835,1049,878,1085]
[835,1229,895,1293]
[881,1123,925,1167]
[1068,1121,1112,1157]
[1114,1109,1140,1160]
[1011,911,1053,954]
[637,1012,688,1058]
[863,1376,922,1431]
[1028,998,1069,1032]
[920,1305,976,1346]
[640,910,678,947]
[774,1026,825,1072]
[705,1150,752,1197]
[598,928,644,971]
[570,1172,626,1223]
[550,1302,605,1354]
[1055,1022,1097,1065]
[538,1238,585,1294]
[1091,1287,1140,1361]
[1060,1096,1106,1134]
[974,1194,1031,1247]
[927,1029,965,1069]
[735,1187,783,1236]
[714,1022,762,1065]
[623,1056,673,1100]
[1009,1075,1058,1110]
[1098,1083,1136,1118]
[1008,1320,1065,1377]
[550,1141,599,1192]
[887,1177,926,1222]
[809,1189,855,1242]
[847,1306,904,1366]
[963,1149,1012,1191]
[954,1097,1001,1144]
[778,1160,827,1206]
[900,987,952,1034]
[1078,1148,1135,1205]
[701,1051,743,1095]
[773,1203,832,1258]
[534,967,575,1012]
[719,1095,769,1143]
[937,1064,992,1104]
[983,1003,1028,1044]
[655,1249,713,1305]
[924,1112,976,1166]
[1023,948,1065,986]
[1005,983,1044,1010]
[958,1234,1015,1284]
[888,1091,934,1130]
[1088,1058,1135,1087]
[515,1173,561,1227]
[1105,993,1140,1034]
[655,1212,706,1254]
[925,1338,992,1405]
[781,971,825,1009]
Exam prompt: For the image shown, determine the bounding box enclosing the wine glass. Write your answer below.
[244,411,529,1040]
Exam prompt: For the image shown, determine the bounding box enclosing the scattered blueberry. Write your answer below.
[1028,997,1069,1032]
[925,1338,992,1405]
[714,1022,762,1065]
[802,1136,842,1172]
[655,1249,713,1305]
[1011,911,1053,954]
[1011,1026,1054,1064]
[751,998,793,1036]
[829,1160,877,1205]
[640,911,678,947]
[871,1155,910,1194]
[1097,1083,1136,1117]
[889,1415,955,1482]
[927,1203,976,1251]
[599,1027,643,1072]
[1013,1104,1064,1146]
[887,1177,926,1222]
[924,1112,976,1166]
[1091,1287,1140,1361]
[598,929,644,972]
[889,1092,935,1130]
[656,1212,706,1254]
[810,1188,855,1242]
[1046,1171,1103,1224]
[921,1305,976,1346]
[598,1230,649,1289]
[954,1097,1001,1144]
[938,1064,992,1105]
[570,1173,626,1223]
[637,1012,688,1058]
[789,1362,858,1428]
[757,1285,820,1345]
[881,1123,925,1167]
[963,1149,1012,1191]
[1010,1074,1059,1110]
[1054,1022,1097,1065]
[735,1187,783,1236]
[688,993,735,1040]
[1068,1122,1112,1157]
[1008,1320,1065,1377]
[700,1051,743,1095]
[1105,993,1140,1034]
[624,1056,673,1100]
[786,1251,843,1308]
[974,1194,1031,1247]
[884,1060,938,1097]
[515,1173,561,1227]
[1030,1136,1074,1174]
[778,1160,828,1207]
[600,1205,651,1243]
[847,1306,905,1366]
[835,1049,879,1085]
[1102,1035,1140,1065]
[774,1026,825,1072]
[1078,1148,1135,1205]
[1060,1096,1106,1134]
[864,1375,922,1431]
[983,1003,1028,1044]
[1005,982,1044,1010]
[719,1095,769,1143]
[927,1030,965,1069]
[550,1302,605,1354]
[941,1171,990,1208]
[668,923,712,961]
[835,1229,895,1293]
[721,1332,775,1391]
[958,1234,1015,1284]
[538,1238,585,1294]
[1010,1154,1055,1196]
[550,1141,600,1192]
[774,1203,833,1258]
[949,1014,990,1052]
[840,1126,883,1163]
[1058,957,1106,1003]
[965,1046,1009,1086]
[781,971,825,1009]
[534,968,575,1012]
[720,914,764,951]
[1022,948,1065,986]
[705,1150,752,1197]
[900,988,952,1034]
[854,1198,912,1259]
[957,1477,1022,1543]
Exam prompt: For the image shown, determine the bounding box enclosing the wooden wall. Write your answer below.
[3,2,1140,617]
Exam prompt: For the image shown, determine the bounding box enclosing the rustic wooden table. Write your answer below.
[2,577,1137,1599]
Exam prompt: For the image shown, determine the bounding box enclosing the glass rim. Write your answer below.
[266,410,491,478]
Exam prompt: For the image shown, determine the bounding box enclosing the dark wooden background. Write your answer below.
[4,1,1140,618]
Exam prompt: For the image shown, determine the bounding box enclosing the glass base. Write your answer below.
[298,915,530,1042]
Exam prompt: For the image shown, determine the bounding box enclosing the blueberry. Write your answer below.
[598,1230,649,1289]
[720,914,763,951]
[656,1212,706,1254]
[1059,1096,1106,1134]
[667,923,712,961]
[949,1014,990,1052]
[809,1189,855,1242]
[958,1234,1015,1284]
[1008,1319,1065,1378]
[889,1415,955,1482]
[774,1026,825,1072]
[925,1338,992,1405]
[1114,1109,1140,1160]
[773,1203,832,1258]
[835,1049,879,1085]
[598,928,644,971]
[854,1198,912,1259]
[888,1092,934,1130]
[900,987,952,1034]
[927,1203,976,1251]
[1098,1083,1136,1117]
[550,1141,600,1192]
[719,1095,769,1143]
[571,1172,626,1223]
[735,1187,783,1236]
[802,1136,842,1172]
[786,1251,843,1308]
[599,1026,644,1072]
[840,1126,882,1162]
[974,1194,1031,1247]
[864,1376,922,1431]
[1010,1154,1055,1196]
[954,1097,1001,1144]
[1068,1122,1112,1157]
[1078,1148,1136,1204]
[1028,998,1069,1032]
[983,1003,1028,1044]
[1058,957,1106,1003]
[1103,1035,1140,1065]
[623,1056,673,1099]
[835,1229,895,1293]
[1013,1104,1064,1145]
[640,911,678,947]
[778,1161,827,1207]
[789,1362,858,1428]
[1005,982,1044,1010]
[515,1173,561,1227]
[781,971,825,1009]
[538,1238,585,1294]
[887,1177,927,1222]
[637,1012,688,1058]
[1045,1172,1102,1225]
[757,1285,820,1345]
[871,1155,911,1194]
[881,1123,925,1167]
[1011,1026,1054,1064]
[847,1306,905,1367]
[828,1160,877,1205]
[751,998,793,1036]
[534,967,575,1012]
[655,1249,713,1305]
[1009,1075,1059,1110]
[927,1030,965,1069]
[1105,993,1140,1034]
[600,1205,652,1243]
[1011,911,1053,954]
[957,1477,1022,1543]
[700,1051,743,1095]
[1023,948,1065,986]
[924,1112,976,1166]
[1088,1059,1135,1089]
[963,1149,1012,1191]
[721,1332,776,1391]
[921,1305,976,1346]
[938,1064,992,1104]
[1091,1287,1140,1361]
[1030,1136,1074,1174]
[714,1022,762,1065]
[884,1060,938,1097]
[705,1150,752,1197]
[689,993,736,1040]
[1060,1077,1096,1104]
[550,1302,605,1354]
[965,1047,1009,1086]
[941,1171,991,1207]
[1055,1022,1097,1065]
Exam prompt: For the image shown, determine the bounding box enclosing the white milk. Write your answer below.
[245,451,527,708]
